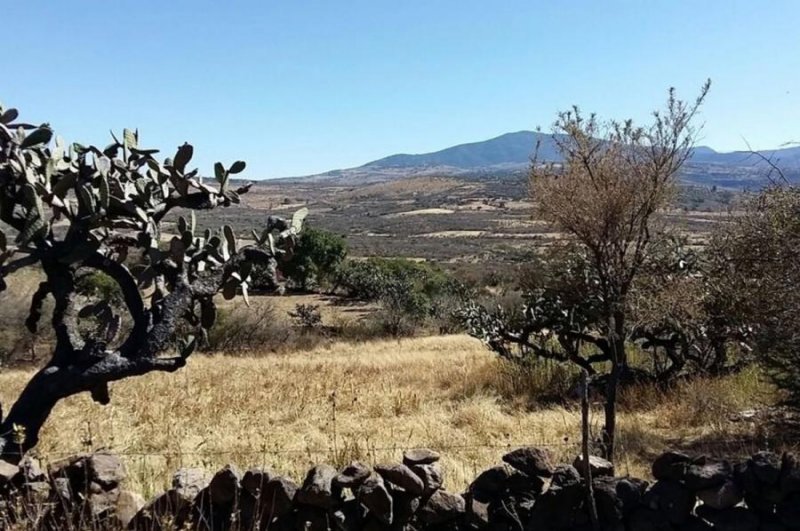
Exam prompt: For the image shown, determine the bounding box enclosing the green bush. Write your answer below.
[334,260,387,300]
[75,271,124,305]
[250,226,347,292]
[286,227,348,290]
[335,257,469,336]
[336,258,456,300]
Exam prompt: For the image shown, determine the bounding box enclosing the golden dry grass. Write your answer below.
[0,335,783,498]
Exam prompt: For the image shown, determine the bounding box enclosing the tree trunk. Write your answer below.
[602,311,626,461]
[581,370,600,531]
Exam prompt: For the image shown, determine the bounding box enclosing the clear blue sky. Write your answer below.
[3,1,798,178]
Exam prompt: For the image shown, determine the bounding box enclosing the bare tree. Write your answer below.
[0,102,305,462]
[528,81,710,457]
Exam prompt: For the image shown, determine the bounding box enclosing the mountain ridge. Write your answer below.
[288,131,800,188]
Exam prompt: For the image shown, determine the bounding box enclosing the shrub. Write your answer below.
[289,303,323,330]
[710,186,800,405]
[374,275,430,336]
[206,304,291,353]
[334,260,387,300]
[252,227,347,292]
[335,258,470,336]
[75,271,124,305]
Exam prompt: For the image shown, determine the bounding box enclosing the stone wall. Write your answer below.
[1,447,800,530]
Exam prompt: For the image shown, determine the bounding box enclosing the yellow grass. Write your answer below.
[0,335,781,498]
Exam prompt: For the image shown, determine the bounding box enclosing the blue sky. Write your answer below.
[3,1,799,178]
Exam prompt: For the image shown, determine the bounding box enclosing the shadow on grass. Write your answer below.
[617,406,800,470]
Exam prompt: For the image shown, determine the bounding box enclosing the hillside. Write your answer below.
[364,131,562,169]
[295,131,800,189]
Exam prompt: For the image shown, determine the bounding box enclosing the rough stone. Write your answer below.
[87,480,122,517]
[737,458,783,514]
[780,452,800,496]
[334,461,372,489]
[468,465,511,502]
[388,485,422,526]
[629,507,678,531]
[241,467,274,497]
[487,495,530,530]
[260,476,298,518]
[296,464,340,509]
[777,492,800,529]
[295,505,330,531]
[13,449,797,531]
[52,477,72,503]
[334,499,363,531]
[750,451,782,486]
[527,483,587,530]
[506,470,546,497]
[115,489,145,527]
[208,464,241,506]
[189,487,232,531]
[593,477,625,524]
[417,490,466,525]
[684,459,732,491]
[697,479,743,509]
[44,452,124,519]
[652,450,691,481]
[357,473,393,524]
[502,446,555,477]
[23,480,51,502]
[18,455,45,483]
[49,454,87,490]
[551,464,582,488]
[0,459,19,488]
[616,477,650,516]
[643,480,695,525]
[465,494,490,529]
[403,448,441,466]
[361,515,386,531]
[375,462,425,495]
[573,454,615,478]
[128,489,192,531]
[410,462,443,495]
[696,505,760,531]
[172,467,210,500]
[87,451,126,488]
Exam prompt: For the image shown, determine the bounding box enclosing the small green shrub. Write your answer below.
[75,271,124,305]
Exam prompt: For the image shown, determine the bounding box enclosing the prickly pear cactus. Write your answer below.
[0,101,306,461]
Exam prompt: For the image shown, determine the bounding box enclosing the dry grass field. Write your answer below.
[0,335,786,498]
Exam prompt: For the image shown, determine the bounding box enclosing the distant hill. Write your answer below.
[290,131,800,189]
[363,131,561,169]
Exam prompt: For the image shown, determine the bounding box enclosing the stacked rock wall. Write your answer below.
[1,447,800,530]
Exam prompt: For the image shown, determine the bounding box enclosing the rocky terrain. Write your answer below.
[2,447,800,530]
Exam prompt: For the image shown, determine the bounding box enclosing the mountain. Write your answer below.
[291,131,800,188]
[363,131,560,169]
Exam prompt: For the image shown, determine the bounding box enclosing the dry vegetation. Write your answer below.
[194,176,733,263]
[0,334,786,498]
